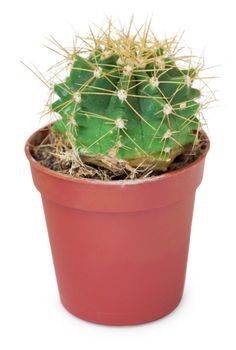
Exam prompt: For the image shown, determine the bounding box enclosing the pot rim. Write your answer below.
[25,123,210,187]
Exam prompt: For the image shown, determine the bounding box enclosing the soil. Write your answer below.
[30,130,208,181]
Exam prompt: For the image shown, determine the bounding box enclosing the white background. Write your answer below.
[1,0,236,349]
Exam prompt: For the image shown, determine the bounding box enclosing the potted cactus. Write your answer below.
[25,20,210,325]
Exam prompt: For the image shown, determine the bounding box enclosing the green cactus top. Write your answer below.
[51,22,202,171]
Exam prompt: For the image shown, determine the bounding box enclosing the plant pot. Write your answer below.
[25,124,209,326]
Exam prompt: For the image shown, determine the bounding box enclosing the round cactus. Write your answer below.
[50,21,205,171]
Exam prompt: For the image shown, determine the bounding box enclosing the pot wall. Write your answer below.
[42,193,195,325]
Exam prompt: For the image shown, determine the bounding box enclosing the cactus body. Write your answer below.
[51,25,201,171]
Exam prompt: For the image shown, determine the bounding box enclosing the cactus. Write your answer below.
[50,21,204,171]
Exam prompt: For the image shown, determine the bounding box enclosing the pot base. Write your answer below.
[60,295,183,326]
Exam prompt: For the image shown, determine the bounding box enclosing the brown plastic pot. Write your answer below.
[25,125,209,326]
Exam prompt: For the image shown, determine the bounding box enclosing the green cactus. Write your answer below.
[50,22,202,171]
